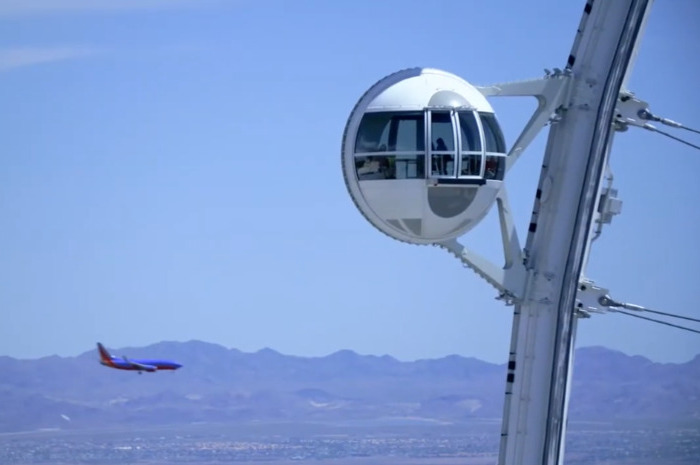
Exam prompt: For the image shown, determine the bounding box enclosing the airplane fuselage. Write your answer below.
[97,343,182,373]
[100,357,182,372]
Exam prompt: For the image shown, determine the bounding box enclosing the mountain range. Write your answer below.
[0,341,697,433]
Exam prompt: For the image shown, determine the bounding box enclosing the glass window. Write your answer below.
[355,112,426,181]
[355,113,391,152]
[430,112,455,151]
[458,111,481,151]
[356,156,389,180]
[484,155,506,180]
[460,154,481,176]
[431,154,455,176]
[355,112,424,153]
[393,118,416,152]
[395,154,425,179]
[430,111,455,177]
[479,112,506,153]
[355,155,424,180]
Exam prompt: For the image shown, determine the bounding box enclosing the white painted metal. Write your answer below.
[437,187,527,303]
[341,68,506,244]
[477,72,574,172]
[497,1,654,464]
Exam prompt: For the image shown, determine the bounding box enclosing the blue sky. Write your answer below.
[1,0,698,363]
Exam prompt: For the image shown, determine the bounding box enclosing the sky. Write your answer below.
[1,0,698,364]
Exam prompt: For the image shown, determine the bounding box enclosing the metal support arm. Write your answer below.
[477,71,574,172]
[436,187,528,303]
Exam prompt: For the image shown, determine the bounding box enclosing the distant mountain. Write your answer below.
[570,346,700,420]
[0,342,697,433]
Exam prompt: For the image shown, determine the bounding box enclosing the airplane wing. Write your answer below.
[123,356,157,372]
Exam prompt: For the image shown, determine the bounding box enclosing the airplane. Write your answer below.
[97,342,182,374]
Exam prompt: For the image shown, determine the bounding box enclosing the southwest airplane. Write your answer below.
[97,342,182,373]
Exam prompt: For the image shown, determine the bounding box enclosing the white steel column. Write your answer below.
[498,1,654,464]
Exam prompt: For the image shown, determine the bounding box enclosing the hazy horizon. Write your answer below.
[6,339,699,365]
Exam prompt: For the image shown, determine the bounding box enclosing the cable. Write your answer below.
[677,124,700,136]
[639,109,700,136]
[631,306,700,324]
[643,124,700,151]
[602,296,700,323]
[612,309,700,335]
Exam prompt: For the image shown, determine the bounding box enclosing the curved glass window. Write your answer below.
[484,155,506,180]
[430,112,455,151]
[458,111,481,151]
[479,112,506,153]
[456,111,482,177]
[354,110,506,182]
[430,111,455,176]
[460,154,481,176]
[355,112,425,180]
[355,113,390,153]
[356,112,425,153]
[354,155,425,180]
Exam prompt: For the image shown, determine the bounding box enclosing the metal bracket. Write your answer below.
[575,278,611,314]
[613,90,651,131]
[597,187,623,225]
[590,166,623,244]
[436,187,528,304]
[575,278,646,315]
[477,69,574,172]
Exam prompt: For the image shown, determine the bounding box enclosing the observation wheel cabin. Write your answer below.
[342,68,507,244]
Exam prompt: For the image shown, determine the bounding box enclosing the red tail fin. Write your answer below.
[97,343,112,363]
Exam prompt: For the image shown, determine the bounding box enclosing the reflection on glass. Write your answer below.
[395,118,421,152]
[355,113,391,152]
[355,111,426,180]
[394,155,425,179]
[484,155,506,180]
[355,112,425,153]
[479,112,506,153]
[430,112,455,176]
[458,111,481,151]
[431,154,455,176]
[460,154,481,176]
[430,112,454,151]
[355,155,424,180]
